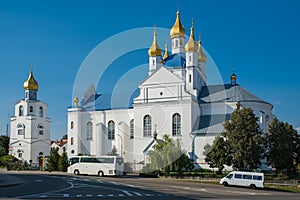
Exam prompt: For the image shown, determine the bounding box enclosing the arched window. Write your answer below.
[39,107,43,117]
[71,137,74,145]
[19,106,24,116]
[86,122,93,140]
[108,120,115,140]
[143,115,152,137]
[30,106,33,113]
[38,124,44,135]
[17,123,25,135]
[130,119,134,139]
[172,113,181,136]
[71,121,74,129]
[265,115,269,133]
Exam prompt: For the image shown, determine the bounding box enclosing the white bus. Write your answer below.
[220,171,264,189]
[67,155,124,177]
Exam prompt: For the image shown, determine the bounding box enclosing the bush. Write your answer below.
[0,155,18,168]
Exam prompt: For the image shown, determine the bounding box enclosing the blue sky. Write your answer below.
[1,0,300,139]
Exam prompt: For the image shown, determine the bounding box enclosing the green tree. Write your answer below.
[47,147,60,171]
[0,155,17,167]
[222,107,264,170]
[204,136,232,173]
[149,135,194,174]
[265,118,299,170]
[58,151,68,172]
[0,135,9,157]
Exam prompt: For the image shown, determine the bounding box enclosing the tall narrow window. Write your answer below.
[71,121,74,129]
[86,122,93,140]
[172,113,181,136]
[71,137,74,145]
[19,106,24,116]
[38,124,44,135]
[39,107,43,117]
[30,106,33,113]
[130,119,134,139]
[17,123,25,135]
[108,120,115,140]
[189,74,192,83]
[175,40,178,47]
[143,115,152,137]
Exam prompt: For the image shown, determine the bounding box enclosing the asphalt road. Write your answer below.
[0,173,299,200]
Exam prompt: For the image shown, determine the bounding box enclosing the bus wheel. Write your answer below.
[74,169,80,175]
[250,184,256,189]
[98,171,104,177]
[223,182,228,187]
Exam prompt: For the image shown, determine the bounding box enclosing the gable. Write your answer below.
[141,67,184,86]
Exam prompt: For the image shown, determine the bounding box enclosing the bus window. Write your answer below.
[243,174,252,180]
[253,175,262,180]
[235,174,242,179]
[70,157,79,165]
[97,157,114,163]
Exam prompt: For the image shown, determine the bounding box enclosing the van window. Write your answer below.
[227,174,233,179]
[235,174,242,179]
[243,174,252,180]
[253,175,262,180]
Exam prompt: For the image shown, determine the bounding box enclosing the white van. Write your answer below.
[220,171,264,189]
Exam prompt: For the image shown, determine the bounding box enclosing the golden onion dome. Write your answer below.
[197,40,207,63]
[185,25,198,52]
[23,70,38,91]
[148,32,162,57]
[170,11,185,39]
[163,43,169,60]
[231,71,237,81]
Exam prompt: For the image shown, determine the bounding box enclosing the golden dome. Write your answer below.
[197,40,207,63]
[231,72,237,81]
[163,42,169,60]
[23,70,38,91]
[148,32,162,57]
[185,25,198,52]
[170,11,185,39]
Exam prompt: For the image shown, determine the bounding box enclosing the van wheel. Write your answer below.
[250,184,256,189]
[223,182,228,187]
[98,171,104,177]
[74,169,80,175]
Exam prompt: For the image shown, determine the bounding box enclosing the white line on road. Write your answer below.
[40,195,47,198]
[122,190,133,196]
[63,194,69,197]
[97,194,104,197]
[76,194,83,197]
[86,194,93,197]
[132,192,142,196]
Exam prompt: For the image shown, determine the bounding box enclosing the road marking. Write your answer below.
[110,182,119,185]
[84,179,90,182]
[63,194,69,197]
[86,194,92,197]
[97,180,104,183]
[127,184,136,187]
[76,194,83,197]
[34,179,43,182]
[118,194,125,196]
[97,194,104,197]
[145,193,154,196]
[132,192,142,196]
[108,194,114,197]
[122,190,133,196]
[40,195,47,198]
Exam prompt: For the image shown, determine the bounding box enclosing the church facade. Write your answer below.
[9,69,51,165]
[67,12,273,169]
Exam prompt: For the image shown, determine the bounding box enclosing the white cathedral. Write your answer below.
[67,12,273,169]
[9,69,51,165]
